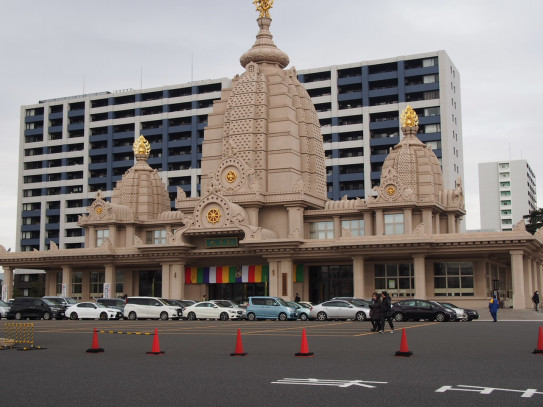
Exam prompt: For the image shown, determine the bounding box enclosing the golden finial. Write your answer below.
[400,105,419,128]
[253,0,274,18]
[133,135,151,156]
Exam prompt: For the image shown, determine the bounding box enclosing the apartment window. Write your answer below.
[422,57,438,67]
[502,219,513,225]
[499,163,510,169]
[434,262,474,296]
[96,229,110,247]
[501,210,512,216]
[22,203,41,211]
[145,230,167,244]
[501,200,511,206]
[500,191,511,197]
[309,221,334,239]
[375,264,414,297]
[423,74,438,83]
[384,213,404,235]
[499,172,510,178]
[423,107,440,117]
[424,124,441,134]
[341,219,364,237]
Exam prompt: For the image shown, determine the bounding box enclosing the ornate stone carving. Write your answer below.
[134,236,143,246]
[49,241,58,251]
[513,219,527,232]
[414,223,426,235]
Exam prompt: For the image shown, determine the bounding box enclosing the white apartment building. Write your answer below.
[479,160,537,231]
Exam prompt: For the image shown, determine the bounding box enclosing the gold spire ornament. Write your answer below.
[253,0,274,18]
[400,105,419,128]
[133,135,151,156]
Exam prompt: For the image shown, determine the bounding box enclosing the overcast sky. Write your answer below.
[1,0,542,251]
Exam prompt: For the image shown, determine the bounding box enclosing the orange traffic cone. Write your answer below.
[86,328,104,353]
[295,328,314,357]
[533,326,543,354]
[395,328,413,357]
[231,329,248,356]
[146,328,165,355]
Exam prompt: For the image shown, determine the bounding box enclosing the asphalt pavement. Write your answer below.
[1,316,542,407]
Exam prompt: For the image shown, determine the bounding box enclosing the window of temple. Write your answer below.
[433,262,474,296]
[309,221,334,239]
[146,230,167,244]
[56,271,62,295]
[72,271,82,294]
[115,271,124,295]
[90,272,104,297]
[374,263,414,297]
[96,229,110,247]
[341,219,364,237]
[384,213,404,235]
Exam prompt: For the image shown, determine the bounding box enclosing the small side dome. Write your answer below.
[240,17,289,69]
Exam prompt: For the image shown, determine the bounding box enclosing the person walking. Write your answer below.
[489,294,499,322]
[294,293,301,302]
[369,292,382,332]
[532,291,540,312]
[380,291,395,333]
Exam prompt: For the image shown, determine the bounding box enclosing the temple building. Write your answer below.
[1,2,542,309]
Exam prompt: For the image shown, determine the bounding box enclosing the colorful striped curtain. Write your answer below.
[184,265,270,284]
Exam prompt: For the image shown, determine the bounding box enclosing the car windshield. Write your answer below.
[287,302,300,309]
[0,300,8,307]
[65,298,78,304]
[214,301,233,308]
[160,299,176,306]
[42,299,57,306]
[276,298,288,307]
[96,303,107,308]
[441,303,458,309]
[298,303,311,309]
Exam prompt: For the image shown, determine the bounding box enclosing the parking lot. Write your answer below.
[1,317,543,406]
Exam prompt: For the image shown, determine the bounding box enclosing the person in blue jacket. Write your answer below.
[489,295,499,322]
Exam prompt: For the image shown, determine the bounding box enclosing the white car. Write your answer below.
[183,301,244,321]
[210,300,247,319]
[66,302,123,320]
[309,299,369,321]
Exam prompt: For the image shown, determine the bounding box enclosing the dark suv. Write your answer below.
[391,299,456,322]
[7,297,65,320]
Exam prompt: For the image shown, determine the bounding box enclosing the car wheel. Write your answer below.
[99,312,108,321]
[15,312,23,320]
[43,312,51,320]
[247,313,256,321]
[355,311,366,321]
[393,312,404,322]
[300,313,308,321]
[435,312,446,322]
[160,312,168,321]
[317,311,327,321]
[70,312,79,320]
[187,312,197,321]
[278,312,287,321]
[219,312,229,321]
[128,311,137,320]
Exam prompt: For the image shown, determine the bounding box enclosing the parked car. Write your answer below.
[124,297,183,320]
[97,298,126,313]
[439,302,479,321]
[287,301,311,321]
[7,297,65,320]
[210,300,247,319]
[391,299,456,322]
[432,301,467,321]
[66,302,123,320]
[246,296,297,321]
[42,296,78,310]
[310,299,369,321]
[332,297,371,308]
[298,301,314,309]
[183,301,244,321]
[0,300,10,319]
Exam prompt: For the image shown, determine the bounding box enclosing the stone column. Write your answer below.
[46,270,57,296]
[62,265,73,297]
[511,250,525,309]
[447,214,455,233]
[352,256,366,299]
[2,266,13,301]
[82,271,90,300]
[245,207,260,227]
[104,264,115,298]
[268,260,279,297]
[434,214,441,234]
[524,257,533,308]
[422,209,433,235]
[161,263,171,298]
[267,259,293,300]
[363,212,373,236]
[413,254,427,299]
[375,209,384,235]
[473,261,487,298]
[108,225,117,247]
[537,261,543,293]
[286,206,304,238]
[333,216,341,239]
[124,270,134,296]
[169,263,185,299]
[403,208,413,235]
[125,226,135,248]
[87,226,95,248]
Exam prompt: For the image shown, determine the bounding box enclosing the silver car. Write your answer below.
[310,299,369,321]
[0,300,10,319]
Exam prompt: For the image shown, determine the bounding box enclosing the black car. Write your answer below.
[7,297,65,320]
[391,299,456,322]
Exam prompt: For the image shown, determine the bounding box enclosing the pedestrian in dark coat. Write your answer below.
[369,292,382,332]
[489,295,499,322]
[532,291,540,312]
[380,291,395,333]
